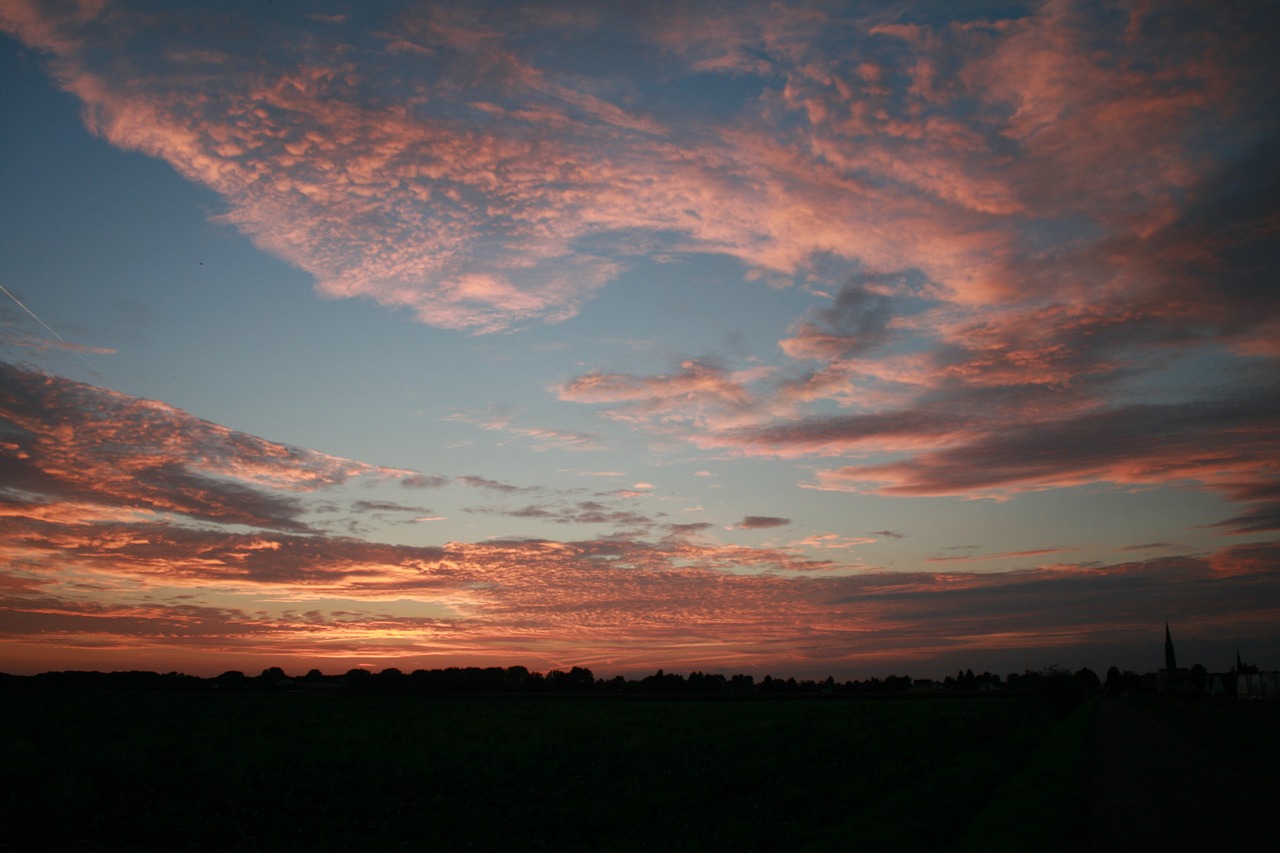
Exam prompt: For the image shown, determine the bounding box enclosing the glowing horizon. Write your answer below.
[1,1,1277,679]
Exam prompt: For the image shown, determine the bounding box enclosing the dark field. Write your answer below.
[2,692,1091,851]
[1125,695,1280,793]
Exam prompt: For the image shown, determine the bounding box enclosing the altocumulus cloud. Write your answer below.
[13,1,1271,339]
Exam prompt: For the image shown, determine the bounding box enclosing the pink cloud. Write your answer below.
[557,360,765,428]
[4,520,1278,676]
[790,533,876,550]
[702,409,966,458]
[7,0,1271,345]
[2,361,1276,674]
[0,362,409,531]
[786,389,1280,535]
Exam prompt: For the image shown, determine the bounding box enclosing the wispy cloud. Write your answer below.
[924,548,1075,565]
[0,362,408,531]
[790,533,876,550]
[466,500,654,529]
[457,475,527,494]
[558,360,767,429]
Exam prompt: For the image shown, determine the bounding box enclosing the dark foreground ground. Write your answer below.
[1088,697,1278,851]
[1,690,1274,851]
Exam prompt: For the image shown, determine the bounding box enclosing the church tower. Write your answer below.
[1164,622,1177,671]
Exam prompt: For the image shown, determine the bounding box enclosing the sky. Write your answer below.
[1,0,1278,680]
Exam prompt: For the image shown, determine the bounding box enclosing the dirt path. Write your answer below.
[1087,698,1274,850]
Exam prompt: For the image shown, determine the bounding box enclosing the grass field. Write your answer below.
[1126,694,1280,793]
[1,691,1090,851]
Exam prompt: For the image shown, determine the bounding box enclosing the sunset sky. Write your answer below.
[2,0,1278,680]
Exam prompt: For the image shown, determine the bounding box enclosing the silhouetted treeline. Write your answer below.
[0,663,1107,701]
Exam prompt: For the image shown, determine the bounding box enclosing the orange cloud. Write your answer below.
[5,522,1278,676]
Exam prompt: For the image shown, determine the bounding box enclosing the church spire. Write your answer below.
[1164,622,1177,671]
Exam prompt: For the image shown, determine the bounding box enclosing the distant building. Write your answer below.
[1237,671,1280,700]
[1157,628,1276,700]
[1157,623,1193,695]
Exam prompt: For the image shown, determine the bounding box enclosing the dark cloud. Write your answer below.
[0,596,268,642]
[780,277,930,361]
[458,475,525,493]
[0,362,448,535]
[0,363,339,531]
[351,500,433,514]
[924,547,1073,565]
[736,516,791,530]
[868,530,907,539]
[814,384,1280,533]
[813,545,1280,671]
[0,515,446,586]
[667,522,715,534]
[1209,503,1280,536]
[0,593,456,651]
[1142,135,1280,338]
[468,500,654,528]
[401,473,450,489]
[1205,478,1280,534]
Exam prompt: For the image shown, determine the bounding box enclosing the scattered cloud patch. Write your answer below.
[734,515,791,530]
[924,548,1075,565]
[352,500,433,514]
[401,474,450,490]
[457,475,526,494]
[790,533,876,550]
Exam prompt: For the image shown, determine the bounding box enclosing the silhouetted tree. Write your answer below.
[1104,666,1123,696]
[639,669,687,693]
[1074,666,1100,694]
[343,668,372,691]
[254,667,288,690]
[883,674,912,692]
[373,667,406,693]
[567,666,595,690]
[215,670,248,691]
[504,665,535,691]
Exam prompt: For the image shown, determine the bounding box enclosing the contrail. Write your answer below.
[0,281,100,374]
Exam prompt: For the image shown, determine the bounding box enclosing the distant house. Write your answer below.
[1157,626,1275,700]
[1237,671,1280,701]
